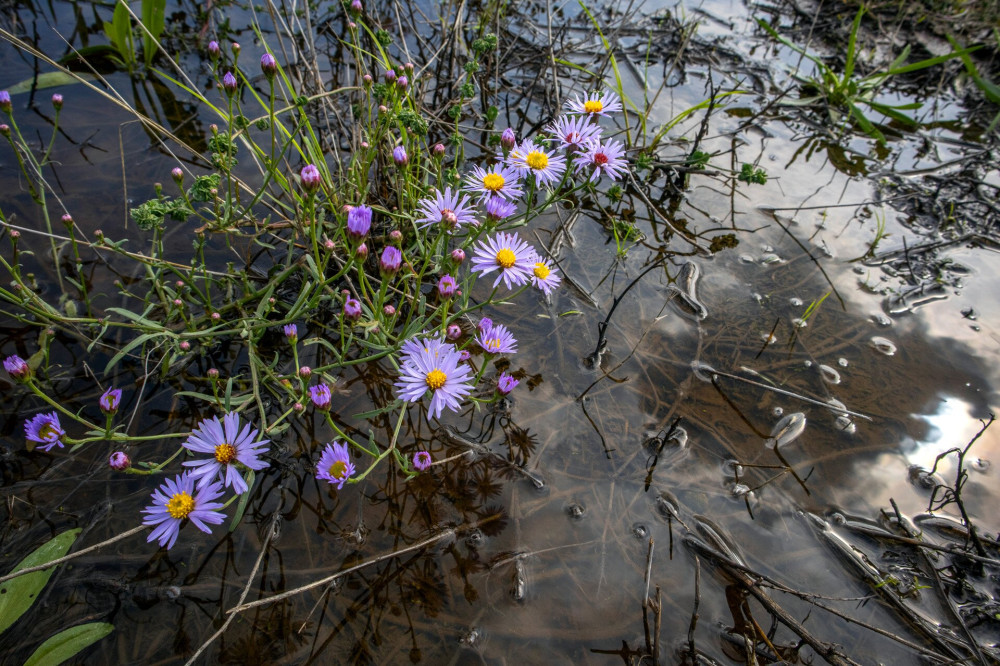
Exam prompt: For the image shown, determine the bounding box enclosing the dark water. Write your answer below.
[2,0,1000,662]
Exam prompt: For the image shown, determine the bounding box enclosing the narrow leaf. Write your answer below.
[23,622,114,666]
[0,529,81,635]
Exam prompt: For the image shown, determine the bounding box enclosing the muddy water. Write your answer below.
[2,0,1000,662]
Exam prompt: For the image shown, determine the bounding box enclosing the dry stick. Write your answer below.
[0,525,146,584]
[686,554,701,660]
[226,528,456,615]
[184,515,279,666]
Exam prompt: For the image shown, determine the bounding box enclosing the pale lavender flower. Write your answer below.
[477,318,493,335]
[414,187,477,230]
[565,90,623,118]
[99,387,122,414]
[222,71,238,95]
[465,164,524,201]
[413,450,432,471]
[529,253,562,295]
[546,114,603,150]
[508,139,567,188]
[476,321,517,354]
[497,372,519,395]
[310,383,332,410]
[347,205,372,237]
[4,354,29,382]
[396,75,409,90]
[25,412,65,452]
[181,412,270,495]
[576,139,628,182]
[484,196,517,223]
[500,128,516,151]
[393,145,408,165]
[394,338,474,420]
[470,232,535,289]
[284,323,298,343]
[207,41,220,59]
[260,53,277,79]
[142,473,226,550]
[316,441,355,489]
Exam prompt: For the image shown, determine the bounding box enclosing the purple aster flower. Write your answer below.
[500,127,516,151]
[476,321,517,354]
[394,338,474,420]
[529,253,562,294]
[109,451,130,470]
[347,205,372,238]
[396,75,409,90]
[546,114,603,150]
[484,196,517,223]
[508,139,567,188]
[284,323,298,343]
[413,450,432,471]
[399,336,447,364]
[0,91,9,114]
[181,412,270,495]
[465,164,524,201]
[438,274,458,298]
[260,53,277,79]
[575,139,628,182]
[222,71,238,95]
[380,246,402,274]
[565,90,623,118]
[316,441,355,489]
[310,383,332,410]
[470,232,536,289]
[385,69,397,84]
[99,387,122,414]
[142,473,226,550]
[393,145,408,165]
[4,354,30,382]
[301,164,321,190]
[413,187,477,230]
[344,298,362,320]
[350,0,362,12]
[25,412,65,452]
[497,372,519,395]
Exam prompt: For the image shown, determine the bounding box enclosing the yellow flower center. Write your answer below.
[38,423,58,440]
[214,443,237,464]
[495,248,516,268]
[533,262,550,279]
[425,369,447,390]
[329,460,349,480]
[166,492,195,519]
[485,338,501,351]
[525,151,548,170]
[584,100,604,113]
[482,173,505,191]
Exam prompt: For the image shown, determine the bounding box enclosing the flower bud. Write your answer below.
[61,214,73,228]
[231,42,241,57]
[3,355,30,382]
[383,304,396,316]
[222,71,238,95]
[362,74,373,87]
[380,246,402,274]
[51,94,63,110]
[437,275,457,298]
[0,90,11,114]
[501,127,516,151]
[396,75,408,90]
[446,324,462,340]
[99,387,122,414]
[389,229,402,244]
[351,0,362,12]
[211,312,221,321]
[378,104,388,114]
[179,341,191,351]
[324,239,335,251]
[208,41,221,59]
[477,317,493,335]
[392,145,408,165]
[348,21,356,29]
[0,124,9,137]
[347,205,372,238]
[497,372,519,395]
[309,383,332,410]
[284,323,298,343]
[385,69,396,84]
[432,143,445,158]
[293,402,305,413]
[171,167,184,183]
[450,248,465,264]
[108,451,130,470]
[356,242,368,259]
[404,62,415,74]
[300,164,321,190]
[260,53,277,79]
[299,366,312,379]
[344,298,362,320]
[207,368,220,378]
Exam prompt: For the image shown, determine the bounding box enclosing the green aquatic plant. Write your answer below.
[102,0,166,72]
[759,7,977,145]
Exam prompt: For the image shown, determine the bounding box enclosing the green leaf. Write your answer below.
[6,71,99,95]
[23,622,114,666]
[0,529,81,635]
[229,471,254,532]
[843,6,864,82]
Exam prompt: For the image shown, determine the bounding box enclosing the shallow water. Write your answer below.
[2,0,1000,662]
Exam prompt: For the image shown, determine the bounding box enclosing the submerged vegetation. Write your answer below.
[1,0,1000,661]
